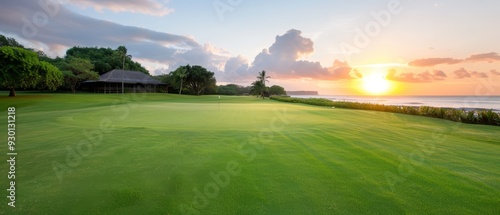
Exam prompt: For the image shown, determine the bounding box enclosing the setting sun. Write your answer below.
[362,74,391,94]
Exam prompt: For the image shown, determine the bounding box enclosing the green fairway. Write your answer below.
[1,93,499,214]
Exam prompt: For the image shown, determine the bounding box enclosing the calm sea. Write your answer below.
[291,95,500,111]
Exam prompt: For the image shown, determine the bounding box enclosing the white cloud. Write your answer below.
[63,0,173,16]
[218,55,250,82]
[246,29,328,79]
[239,29,359,80]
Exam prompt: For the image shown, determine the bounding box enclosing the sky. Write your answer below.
[1,0,499,95]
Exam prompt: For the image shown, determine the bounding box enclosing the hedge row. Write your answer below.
[270,96,500,126]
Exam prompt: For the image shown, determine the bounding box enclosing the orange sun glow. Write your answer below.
[361,74,391,94]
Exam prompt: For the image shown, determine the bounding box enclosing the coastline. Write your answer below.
[291,95,500,112]
[272,96,500,126]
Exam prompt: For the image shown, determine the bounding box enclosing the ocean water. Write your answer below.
[291,95,500,111]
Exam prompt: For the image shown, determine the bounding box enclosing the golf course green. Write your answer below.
[1,93,499,214]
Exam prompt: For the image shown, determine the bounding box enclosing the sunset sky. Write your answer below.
[1,0,499,95]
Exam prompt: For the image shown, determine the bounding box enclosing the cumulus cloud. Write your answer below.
[432,70,447,80]
[268,29,314,60]
[240,29,359,80]
[64,0,174,16]
[328,60,359,80]
[386,69,448,83]
[386,67,490,83]
[152,68,169,76]
[491,70,500,75]
[453,68,471,79]
[247,29,328,79]
[408,58,461,67]
[218,55,250,82]
[453,68,488,79]
[465,52,500,62]
[169,43,229,74]
[470,71,488,78]
[408,52,500,67]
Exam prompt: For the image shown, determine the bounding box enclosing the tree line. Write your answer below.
[1,34,150,96]
[1,34,288,97]
[154,69,287,97]
[155,65,217,96]
[247,70,287,97]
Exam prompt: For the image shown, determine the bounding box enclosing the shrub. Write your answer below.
[478,110,500,125]
[270,96,499,127]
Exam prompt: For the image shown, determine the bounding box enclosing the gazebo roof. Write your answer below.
[87,69,162,84]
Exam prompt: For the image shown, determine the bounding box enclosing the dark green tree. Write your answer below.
[61,57,99,93]
[174,66,188,94]
[251,70,271,98]
[236,85,253,95]
[65,46,149,75]
[0,46,40,96]
[170,65,216,95]
[269,85,286,96]
[153,73,178,93]
[218,84,238,95]
[36,61,64,92]
[0,34,24,48]
[250,80,266,97]
[185,65,217,95]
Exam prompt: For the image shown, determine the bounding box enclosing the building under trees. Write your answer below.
[82,69,165,93]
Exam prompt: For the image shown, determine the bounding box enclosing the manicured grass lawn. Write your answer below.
[1,92,499,214]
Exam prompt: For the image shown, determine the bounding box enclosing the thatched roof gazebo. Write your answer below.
[82,69,165,93]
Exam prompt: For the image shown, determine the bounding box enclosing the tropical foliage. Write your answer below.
[158,65,217,95]
[174,67,187,95]
[184,65,217,95]
[1,34,157,94]
[0,46,63,96]
[251,70,271,98]
[269,85,287,96]
[0,46,40,96]
[217,84,252,95]
[58,57,99,93]
[0,34,24,48]
[64,46,149,75]
[36,61,64,92]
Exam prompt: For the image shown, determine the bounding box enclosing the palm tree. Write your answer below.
[122,54,131,70]
[251,80,264,97]
[257,70,270,86]
[252,70,270,99]
[176,67,187,95]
